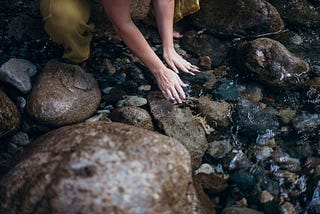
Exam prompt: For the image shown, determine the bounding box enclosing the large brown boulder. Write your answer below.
[190,0,284,37]
[26,60,101,126]
[0,122,210,213]
[0,90,21,139]
[236,38,309,89]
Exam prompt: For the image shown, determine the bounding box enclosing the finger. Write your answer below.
[170,88,182,104]
[161,89,168,100]
[175,84,186,100]
[165,89,175,101]
[189,65,200,72]
[167,60,179,74]
[179,78,187,87]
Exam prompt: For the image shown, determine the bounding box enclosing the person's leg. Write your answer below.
[40,0,94,64]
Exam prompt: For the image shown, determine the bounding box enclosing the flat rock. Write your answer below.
[147,91,208,169]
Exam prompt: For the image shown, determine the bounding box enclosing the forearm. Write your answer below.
[102,0,166,75]
[152,0,175,50]
[114,22,166,74]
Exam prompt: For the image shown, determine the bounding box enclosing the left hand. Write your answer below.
[163,47,200,75]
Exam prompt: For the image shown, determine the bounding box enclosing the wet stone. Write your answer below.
[207,139,232,159]
[215,80,246,101]
[268,0,320,28]
[148,91,208,169]
[26,60,101,126]
[10,131,30,146]
[0,122,209,214]
[237,38,310,90]
[181,31,230,68]
[0,58,37,93]
[239,86,263,104]
[0,89,21,139]
[236,99,279,136]
[292,112,320,134]
[221,206,263,214]
[190,0,284,37]
[111,106,154,130]
[198,96,233,129]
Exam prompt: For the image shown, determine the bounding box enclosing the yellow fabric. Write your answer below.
[149,0,200,23]
[39,0,200,64]
[40,0,94,63]
[173,0,200,23]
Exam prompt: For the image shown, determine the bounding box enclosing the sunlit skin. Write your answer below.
[101,0,200,104]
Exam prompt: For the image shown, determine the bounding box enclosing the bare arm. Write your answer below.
[152,0,199,74]
[102,0,186,103]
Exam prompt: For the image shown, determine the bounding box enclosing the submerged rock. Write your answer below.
[221,206,263,214]
[0,90,21,139]
[292,112,320,134]
[0,122,210,213]
[191,0,284,37]
[26,60,101,126]
[236,99,279,136]
[237,38,309,90]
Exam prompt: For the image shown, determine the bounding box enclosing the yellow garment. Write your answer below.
[39,0,200,64]
[40,0,94,64]
[173,0,200,23]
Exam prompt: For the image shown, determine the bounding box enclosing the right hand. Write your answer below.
[153,67,187,104]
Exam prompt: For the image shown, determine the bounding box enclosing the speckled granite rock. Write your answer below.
[0,122,209,214]
[0,90,21,138]
[111,106,154,130]
[26,60,101,126]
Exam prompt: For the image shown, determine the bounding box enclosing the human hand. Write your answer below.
[163,47,200,75]
[153,67,187,104]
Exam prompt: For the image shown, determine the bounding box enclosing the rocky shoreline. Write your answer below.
[1,0,320,213]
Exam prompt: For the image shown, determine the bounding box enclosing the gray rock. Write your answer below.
[0,90,21,138]
[10,131,30,146]
[111,106,154,130]
[207,139,232,159]
[0,58,37,93]
[148,91,208,169]
[26,60,101,126]
[237,38,309,89]
[0,122,210,214]
[190,0,284,37]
